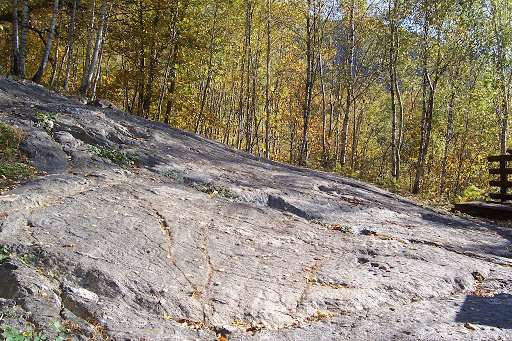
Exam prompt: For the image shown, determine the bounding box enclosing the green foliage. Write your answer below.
[35,112,59,124]
[455,185,490,203]
[0,247,29,264]
[18,254,29,265]
[0,323,47,341]
[376,175,401,192]
[0,122,37,193]
[199,184,238,200]
[35,112,59,135]
[50,321,67,341]
[87,144,138,168]
[0,247,10,263]
[159,169,184,184]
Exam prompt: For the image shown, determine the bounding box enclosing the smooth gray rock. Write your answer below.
[0,77,510,340]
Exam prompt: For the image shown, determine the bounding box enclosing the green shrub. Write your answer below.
[159,169,184,183]
[87,144,138,168]
[35,112,59,134]
[455,185,490,203]
[200,184,238,200]
[0,323,47,341]
[0,122,37,193]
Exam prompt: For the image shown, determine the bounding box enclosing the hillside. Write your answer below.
[0,77,511,340]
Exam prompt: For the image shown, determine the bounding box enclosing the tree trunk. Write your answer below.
[81,0,96,92]
[32,0,60,83]
[389,0,398,179]
[90,6,111,101]
[300,0,316,165]
[243,2,254,152]
[236,1,251,149]
[395,63,404,180]
[18,0,28,77]
[49,10,63,87]
[440,75,456,199]
[320,51,328,165]
[195,4,219,133]
[340,0,355,167]
[80,0,107,96]
[413,4,447,194]
[413,5,430,194]
[64,0,77,91]
[157,47,173,121]
[264,0,271,159]
[11,0,20,76]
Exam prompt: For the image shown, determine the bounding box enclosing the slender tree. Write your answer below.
[10,0,20,76]
[64,0,78,91]
[18,0,28,77]
[339,0,356,167]
[33,0,60,83]
[80,0,107,95]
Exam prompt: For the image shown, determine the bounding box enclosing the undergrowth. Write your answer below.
[199,184,238,200]
[0,247,29,264]
[0,121,37,194]
[87,144,138,168]
[0,323,47,341]
[159,169,184,183]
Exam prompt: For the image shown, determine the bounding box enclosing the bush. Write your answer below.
[0,121,37,193]
[455,185,490,203]
[87,144,138,168]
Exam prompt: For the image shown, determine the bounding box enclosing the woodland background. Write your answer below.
[1,0,511,205]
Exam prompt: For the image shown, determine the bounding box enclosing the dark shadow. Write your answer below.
[456,293,512,329]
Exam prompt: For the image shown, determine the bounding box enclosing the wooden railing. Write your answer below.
[488,149,512,202]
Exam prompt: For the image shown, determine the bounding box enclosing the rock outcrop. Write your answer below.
[0,77,511,340]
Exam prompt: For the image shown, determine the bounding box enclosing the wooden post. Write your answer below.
[500,159,507,202]
[488,154,512,202]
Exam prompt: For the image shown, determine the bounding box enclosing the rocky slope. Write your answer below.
[0,77,511,340]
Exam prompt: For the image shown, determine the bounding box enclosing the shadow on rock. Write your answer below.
[455,293,512,329]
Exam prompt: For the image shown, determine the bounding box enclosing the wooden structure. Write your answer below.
[453,149,512,219]
[487,148,512,202]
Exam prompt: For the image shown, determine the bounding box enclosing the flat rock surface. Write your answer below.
[0,77,511,340]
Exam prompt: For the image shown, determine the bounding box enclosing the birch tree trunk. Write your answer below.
[81,0,96,93]
[195,4,219,133]
[64,0,78,91]
[80,0,107,96]
[32,0,60,83]
[49,10,63,87]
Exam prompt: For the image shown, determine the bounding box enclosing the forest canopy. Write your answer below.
[1,0,511,204]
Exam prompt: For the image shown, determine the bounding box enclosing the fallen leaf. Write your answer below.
[464,322,476,330]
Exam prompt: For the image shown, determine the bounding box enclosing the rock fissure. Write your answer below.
[200,232,214,324]
[296,262,324,313]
